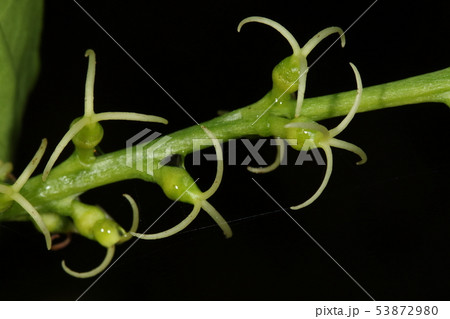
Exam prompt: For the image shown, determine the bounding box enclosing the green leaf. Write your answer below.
[0,0,44,161]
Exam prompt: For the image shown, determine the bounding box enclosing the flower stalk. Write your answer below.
[2,66,450,223]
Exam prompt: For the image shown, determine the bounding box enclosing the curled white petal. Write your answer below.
[328,138,367,165]
[84,49,96,117]
[329,63,362,137]
[301,27,345,57]
[202,200,232,238]
[14,138,47,191]
[295,57,309,117]
[238,16,302,56]
[248,138,285,174]
[123,194,140,234]
[200,125,223,200]
[42,117,90,181]
[0,186,52,250]
[62,245,115,278]
[92,112,168,124]
[291,143,333,210]
[131,204,201,240]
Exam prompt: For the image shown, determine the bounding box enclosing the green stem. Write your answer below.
[2,67,450,222]
[301,67,450,121]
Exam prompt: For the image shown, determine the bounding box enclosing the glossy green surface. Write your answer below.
[0,0,43,161]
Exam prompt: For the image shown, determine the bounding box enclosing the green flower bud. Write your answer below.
[155,166,202,204]
[71,201,105,240]
[285,116,325,151]
[272,55,301,96]
[71,118,104,150]
[93,219,126,248]
[71,201,125,247]
[41,212,74,233]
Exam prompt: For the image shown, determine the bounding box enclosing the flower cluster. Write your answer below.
[241,16,367,209]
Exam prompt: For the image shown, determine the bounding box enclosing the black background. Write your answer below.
[1,0,450,300]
